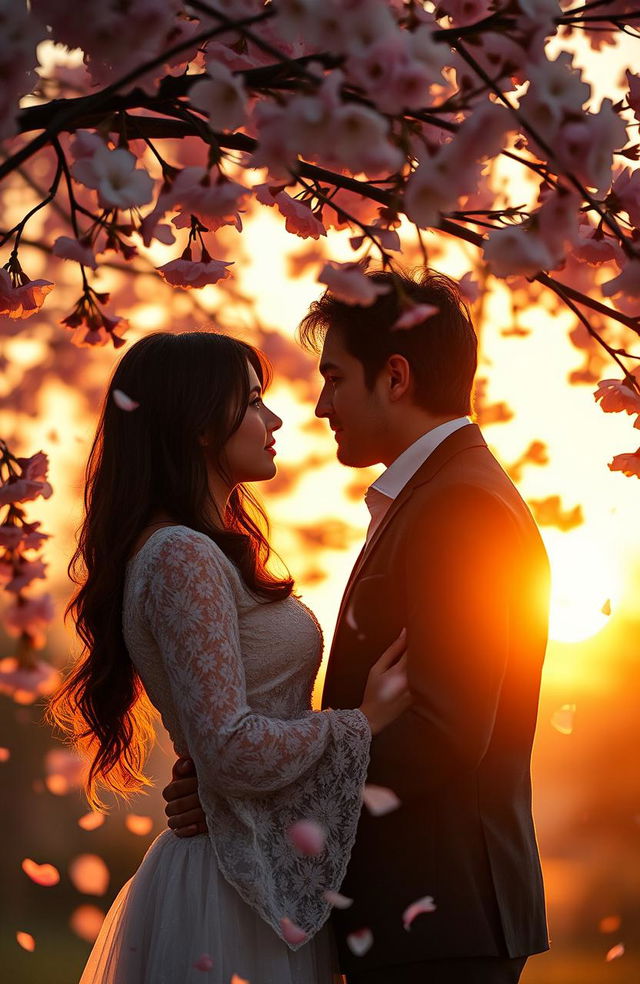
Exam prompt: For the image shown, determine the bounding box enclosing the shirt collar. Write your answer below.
[369,417,472,504]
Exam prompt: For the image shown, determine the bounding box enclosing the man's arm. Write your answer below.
[162,757,207,837]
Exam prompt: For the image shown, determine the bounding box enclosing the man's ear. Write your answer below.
[386,354,412,402]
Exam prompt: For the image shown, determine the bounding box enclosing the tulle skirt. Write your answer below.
[79,829,342,984]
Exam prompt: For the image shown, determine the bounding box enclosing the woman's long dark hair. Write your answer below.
[49,331,293,808]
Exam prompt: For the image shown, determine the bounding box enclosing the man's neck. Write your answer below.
[380,414,463,467]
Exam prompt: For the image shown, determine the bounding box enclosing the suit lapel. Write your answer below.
[326,424,488,670]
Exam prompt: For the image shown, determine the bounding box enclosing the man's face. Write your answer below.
[315,328,388,467]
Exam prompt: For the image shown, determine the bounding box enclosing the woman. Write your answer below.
[50,331,410,984]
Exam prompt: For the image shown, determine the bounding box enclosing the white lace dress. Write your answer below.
[79,526,371,984]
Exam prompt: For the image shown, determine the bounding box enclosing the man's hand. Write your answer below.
[162,757,207,837]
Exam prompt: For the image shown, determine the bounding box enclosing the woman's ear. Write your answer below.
[386,354,412,402]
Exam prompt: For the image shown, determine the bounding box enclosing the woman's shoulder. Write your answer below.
[128,525,236,580]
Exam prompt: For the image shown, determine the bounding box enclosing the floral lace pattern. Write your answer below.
[123,526,370,948]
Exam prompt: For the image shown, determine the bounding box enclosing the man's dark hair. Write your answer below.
[298,268,478,416]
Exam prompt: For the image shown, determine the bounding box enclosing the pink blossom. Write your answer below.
[157,255,234,289]
[72,145,154,209]
[0,656,59,699]
[602,259,640,299]
[404,152,459,229]
[0,557,47,594]
[52,236,97,269]
[554,101,626,193]
[69,130,103,160]
[0,452,52,507]
[45,748,86,791]
[459,272,481,304]
[362,784,401,816]
[534,189,580,265]
[250,100,301,178]
[594,378,640,415]
[330,103,403,177]
[162,170,249,232]
[0,525,24,550]
[442,0,492,26]
[138,216,176,248]
[0,268,54,320]
[0,1,46,138]
[286,820,327,855]
[269,193,326,240]
[573,228,623,266]
[483,225,553,279]
[609,450,640,478]
[318,262,391,305]
[346,927,374,956]
[112,390,139,412]
[519,52,590,145]
[279,917,308,945]
[403,895,437,930]
[392,304,439,331]
[0,522,49,551]
[189,63,248,131]
[322,890,353,909]
[626,69,640,120]
[611,167,640,229]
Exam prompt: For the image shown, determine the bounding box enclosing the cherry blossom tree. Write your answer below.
[2,0,640,680]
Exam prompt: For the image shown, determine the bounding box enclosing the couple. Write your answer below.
[53,268,550,984]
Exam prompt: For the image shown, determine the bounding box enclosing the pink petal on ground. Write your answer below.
[22,858,60,887]
[0,747,9,762]
[286,820,326,856]
[605,943,625,962]
[280,917,308,945]
[323,890,353,909]
[402,895,437,930]
[362,784,401,817]
[230,976,249,984]
[112,389,139,411]
[193,953,214,971]
[16,931,35,952]
[599,915,621,933]
[346,927,374,956]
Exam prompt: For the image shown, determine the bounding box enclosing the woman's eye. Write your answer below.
[251,397,264,407]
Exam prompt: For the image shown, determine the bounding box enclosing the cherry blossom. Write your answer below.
[68,854,110,895]
[71,145,154,210]
[279,916,308,945]
[0,452,52,507]
[610,167,640,229]
[4,593,55,649]
[0,656,59,700]
[609,450,640,479]
[286,819,327,855]
[346,927,374,956]
[483,225,553,279]
[330,103,403,177]
[112,390,140,412]
[16,931,35,952]
[0,267,54,321]
[626,70,640,119]
[362,783,401,816]
[594,378,640,417]
[403,895,437,930]
[606,943,626,962]
[392,304,439,331]
[52,236,97,269]
[255,185,326,240]
[318,262,391,305]
[157,253,234,289]
[602,259,640,300]
[189,63,249,132]
[322,890,353,909]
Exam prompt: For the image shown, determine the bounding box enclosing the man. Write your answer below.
[164,268,550,984]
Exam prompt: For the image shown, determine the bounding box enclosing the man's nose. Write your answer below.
[315,385,331,418]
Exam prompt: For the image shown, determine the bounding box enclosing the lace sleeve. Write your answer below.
[142,529,370,799]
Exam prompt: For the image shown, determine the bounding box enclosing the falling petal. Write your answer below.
[230,976,249,984]
[601,599,612,615]
[551,704,576,735]
[125,814,154,836]
[78,812,105,831]
[323,890,353,909]
[68,854,110,895]
[362,784,401,817]
[70,905,105,943]
[606,943,625,961]
[280,917,308,945]
[0,747,9,762]
[403,895,437,930]
[21,858,60,887]
[193,953,214,971]
[346,928,374,956]
[599,915,621,933]
[45,774,71,795]
[112,389,139,411]
[286,820,326,856]
[16,932,35,952]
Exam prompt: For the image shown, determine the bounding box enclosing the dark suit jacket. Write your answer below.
[322,424,550,974]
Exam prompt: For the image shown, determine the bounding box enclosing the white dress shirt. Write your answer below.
[364,417,472,543]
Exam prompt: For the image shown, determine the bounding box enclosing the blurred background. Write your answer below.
[1,33,639,984]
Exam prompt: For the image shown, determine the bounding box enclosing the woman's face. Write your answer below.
[222,363,282,485]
